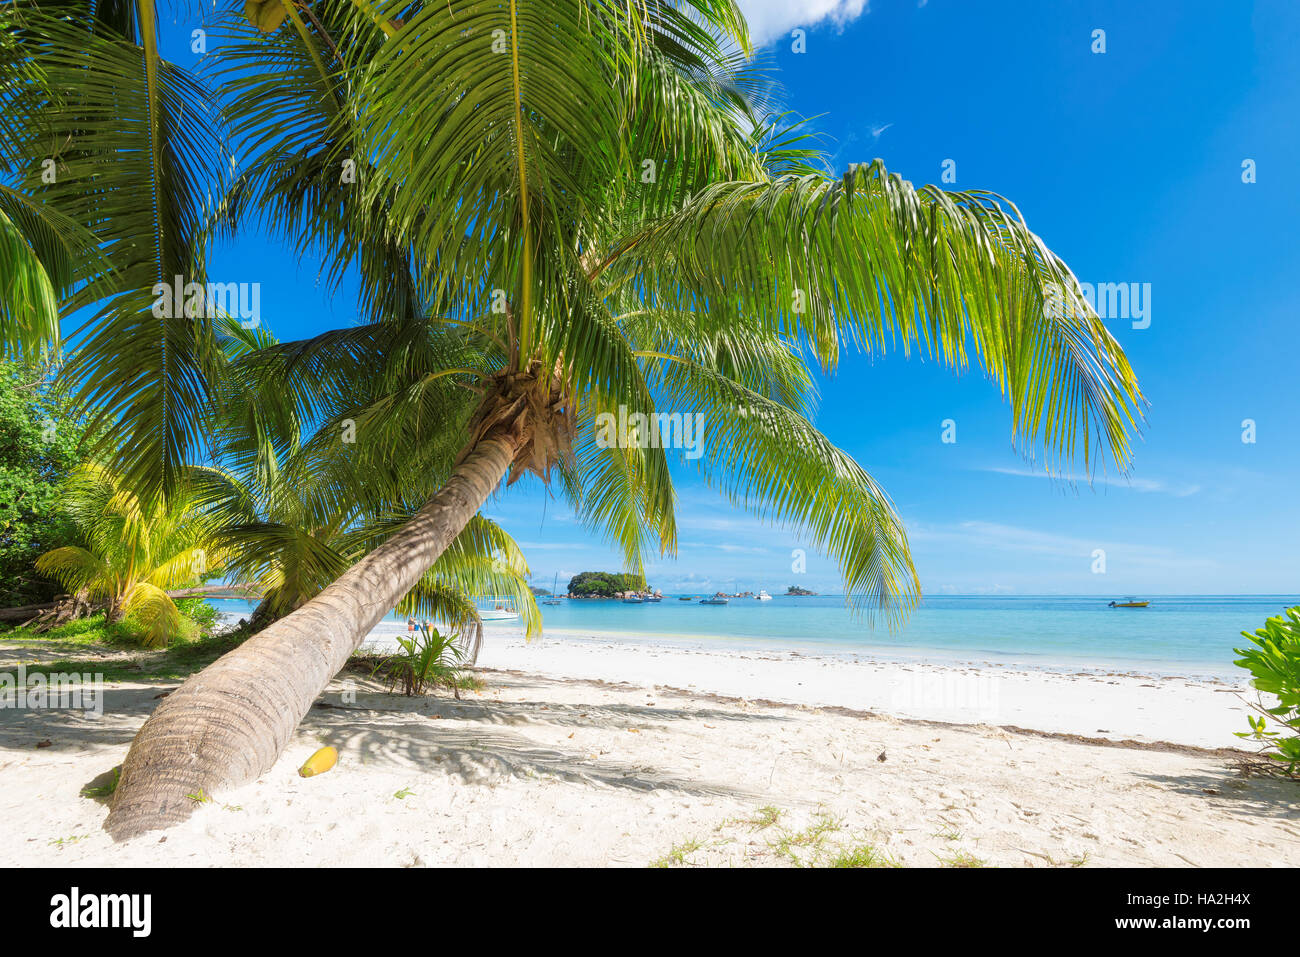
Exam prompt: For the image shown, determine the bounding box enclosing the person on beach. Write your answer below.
[407,616,417,634]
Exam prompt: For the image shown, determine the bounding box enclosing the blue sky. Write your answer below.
[200,1,1300,596]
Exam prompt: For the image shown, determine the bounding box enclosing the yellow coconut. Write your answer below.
[298,746,338,778]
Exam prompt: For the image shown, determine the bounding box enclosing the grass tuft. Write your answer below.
[829,843,902,868]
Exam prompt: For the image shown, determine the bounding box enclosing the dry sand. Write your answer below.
[2,633,1298,867]
[473,629,1254,749]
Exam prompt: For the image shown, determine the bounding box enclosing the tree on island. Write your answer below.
[567,571,645,598]
[786,585,817,596]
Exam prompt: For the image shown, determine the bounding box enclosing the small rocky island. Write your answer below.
[785,585,817,596]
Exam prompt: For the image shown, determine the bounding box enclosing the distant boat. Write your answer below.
[476,596,519,621]
[699,595,729,605]
[678,596,694,601]
[542,573,562,605]
[646,594,662,602]
[755,590,772,601]
[622,594,647,604]
[1108,597,1150,608]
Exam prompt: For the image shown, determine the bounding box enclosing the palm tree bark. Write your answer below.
[104,429,520,840]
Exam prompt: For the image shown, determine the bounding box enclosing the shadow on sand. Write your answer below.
[1134,769,1300,821]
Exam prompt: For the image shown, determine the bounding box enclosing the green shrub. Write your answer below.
[2,604,215,649]
[1234,607,1300,776]
[370,625,468,698]
[175,597,219,631]
[0,359,90,607]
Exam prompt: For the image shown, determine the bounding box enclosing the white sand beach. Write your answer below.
[472,627,1254,750]
[2,627,1297,868]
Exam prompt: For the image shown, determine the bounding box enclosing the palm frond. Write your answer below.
[6,6,231,502]
[33,546,114,599]
[602,159,1145,475]
[121,581,183,648]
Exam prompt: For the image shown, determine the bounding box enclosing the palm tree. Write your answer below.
[35,464,219,646]
[190,321,542,653]
[1,1,1143,840]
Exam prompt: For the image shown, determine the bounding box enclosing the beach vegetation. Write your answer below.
[47,835,91,847]
[0,358,91,606]
[744,805,782,830]
[33,464,221,647]
[3,626,245,684]
[4,1,1145,838]
[3,595,220,649]
[650,838,706,868]
[769,812,843,863]
[829,843,902,868]
[5,611,170,648]
[368,625,470,699]
[936,849,988,868]
[81,766,121,799]
[1234,607,1300,778]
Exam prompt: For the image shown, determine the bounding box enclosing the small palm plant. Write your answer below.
[34,464,219,647]
[370,624,468,699]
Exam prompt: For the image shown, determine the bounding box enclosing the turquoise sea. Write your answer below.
[206,594,1299,678]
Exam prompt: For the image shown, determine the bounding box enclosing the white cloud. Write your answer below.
[737,0,870,48]
[981,466,1201,498]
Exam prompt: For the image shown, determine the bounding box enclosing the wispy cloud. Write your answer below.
[737,0,870,48]
[909,520,1216,571]
[680,541,774,555]
[981,466,1201,498]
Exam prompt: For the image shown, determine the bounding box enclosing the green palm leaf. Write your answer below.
[602,160,1144,474]
[4,4,231,502]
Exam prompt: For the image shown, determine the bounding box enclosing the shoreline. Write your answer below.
[354,625,1253,750]
[507,625,1240,681]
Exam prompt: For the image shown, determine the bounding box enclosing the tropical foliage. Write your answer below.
[1234,607,1300,777]
[367,624,471,698]
[0,358,87,605]
[188,320,541,651]
[35,464,220,646]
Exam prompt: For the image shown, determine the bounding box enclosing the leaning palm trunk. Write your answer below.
[104,430,520,840]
